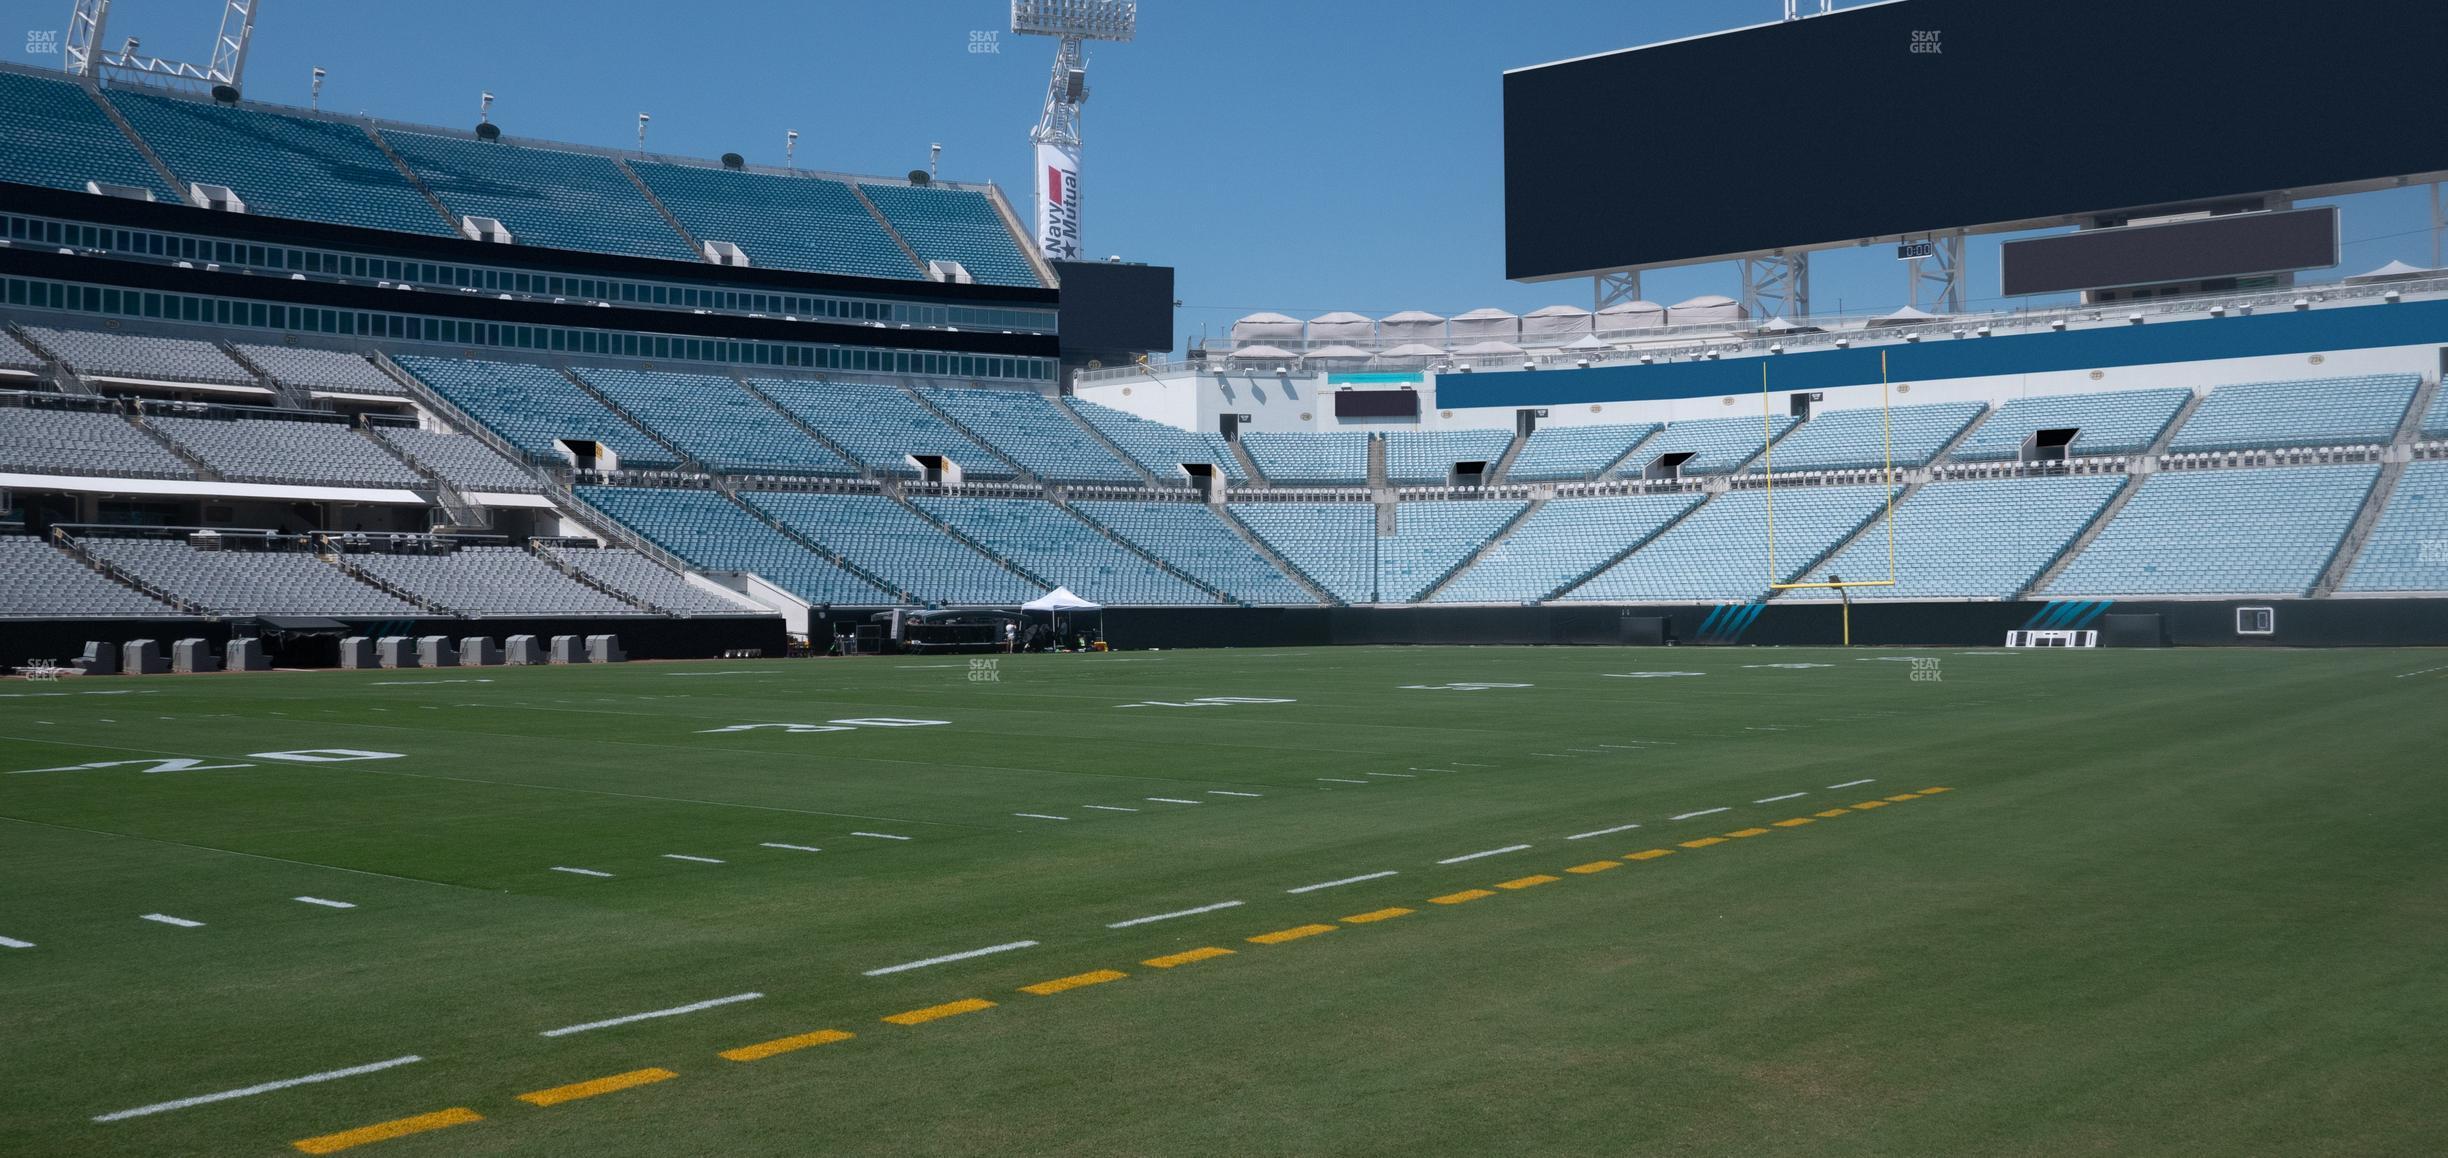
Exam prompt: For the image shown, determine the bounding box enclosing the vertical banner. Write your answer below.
[1035,141,1081,261]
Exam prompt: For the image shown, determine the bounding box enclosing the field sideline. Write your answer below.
[2,645,2443,1156]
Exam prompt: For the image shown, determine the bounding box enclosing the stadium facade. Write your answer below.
[4,59,2448,668]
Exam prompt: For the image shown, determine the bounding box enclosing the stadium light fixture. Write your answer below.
[1013,2,1137,261]
[2128,312,2145,324]
[2385,289,2402,303]
[310,67,324,111]
[786,129,799,167]
[2051,318,2067,330]
[637,113,651,153]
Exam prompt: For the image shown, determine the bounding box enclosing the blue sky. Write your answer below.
[8,1,2438,350]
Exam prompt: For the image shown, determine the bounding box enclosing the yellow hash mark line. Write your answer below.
[1429,888,1497,904]
[1020,969,1128,996]
[1496,874,1560,889]
[516,1068,675,1108]
[1885,793,1923,802]
[1624,849,1673,861]
[1248,923,1338,945]
[292,1108,483,1155]
[1143,946,1233,968]
[1814,808,1852,818]
[1919,786,1953,793]
[1851,801,1891,810]
[1343,907,1414,923]
[719,1029,855,1062]
[1772,817,1815,827]
[883,998,995,1026]
[1726,827,1771,838]
[1565,860,1620,875]
[1678,837,1727,848]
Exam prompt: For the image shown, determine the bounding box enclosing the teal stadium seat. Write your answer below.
[744,491,1036,605]
[910,497,1215,605]
[2166,375,2419,452]
[1617,414,1794,476]
[1433,493,1702,603]
[107,90,451,236]
[920,386,1139,483]
[2337,460,2448,593]
[396,356,678,468]
[0,72,175,200]
[381,131,696,262]
[1504,423,1659,481]
[578,486,891,605]
[1069,501,1314,604]
[1785,475,2126,600]
[1562,485,1895,602]
[749,378,1006,478]
[856,182,1042,286]
[1949,389,2190,460]
[1062,399,1247,482]
[575,367,855,476]
[2044,465,2379,596]
[1749,401,1983,472]
[630,162,920,279]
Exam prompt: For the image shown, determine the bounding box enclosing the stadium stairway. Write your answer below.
[2016,473,2143,598]
[1412,496,1547,602]
[1532,489,1709,600]
[216,343,313,409]
[323,548,455,614]
[1041,492,1237,603]
[1053,404,1165,488]
[2313,458,2409,596]
[883,488,1061,592]
[730,376,884,481]
[1483,428,1533,483]
[556,368,710,473]
[122,411,224,480]
[356,124,463,230]
[1214,502,1343,605]
[845,182,933,274]
[614,158,708,258]
[8,325,91,396]
[899,381,1037,481]
[1224,436,1269,487]
[81,84,184,195]
[52,532,199,614]
[1761,477,1921,598]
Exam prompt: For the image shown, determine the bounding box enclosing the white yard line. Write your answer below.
[293,897,356,909]
[1207,790,1263,798]
[91,1055,423,1123]
[2396,664,2448,679]
[1082,804,1139,812]
[1013,814,1069,821]
[1436,844,1531,865]
[1754,792,1809,804]
[850,832,912,841]
[1669,808,1729,821]
[1146,797,1202,805]
[862,940,1039,977]
[1566,822,1642,840]
[1106,900,1243,929]
[1365,772,1415,778]
[1318,777,1370,784]
[1826,778,1876,789]
[759,842,824,852]
[1286,871,1398,894]
[550,866,613,878]
[661,854,725,864]
[139,913,203,928]
[0,935,32,949]
[538,991,764,1037]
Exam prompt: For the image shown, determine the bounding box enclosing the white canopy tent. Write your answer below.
[1595,300,1666,331]
[1521,304,1593,340]
[1024,587,1103,648]
[2346,259,2435,283]
[1668,294,1746,324]
[1378,310,1448,343]
[1229,312,1304,344]
[1307,311,1375,343]
[1449,307,1522,342]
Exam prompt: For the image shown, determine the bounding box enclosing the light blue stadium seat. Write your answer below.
[1949,389,2190,460]
[630,162,919,279]
[2337,461,2448,592]
[1784,475,2126,600]
[1433,493,1701,603]
[1240,431,1370,484]
[578,485,890,605]
[920,386,1138,482]
[2421,388,2448,440]
[911,497,1213,605]
[745,491,1035,604]
[2044,465,2379,596]
[1750,401,1984,472]
[1063,399,1246,482]
[0,71,175,200]
[856,183,1042,286]
[574,367,853,476]
[107,90,450,236]
[2167,375,2419,452]
[1617,414,1793,476]
[1383,428,1514,484]
[381,131,696,262]
[749,378,1006,478]
[1231,501,1525,603]
[1070,501,1314,604]
[1504,423,1658,481]
[1561,485,1895,602]
[395,356,678,468]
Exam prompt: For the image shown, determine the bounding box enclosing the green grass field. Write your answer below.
[3,645,2444,1156]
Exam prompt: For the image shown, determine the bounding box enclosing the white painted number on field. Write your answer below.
[1398,683,1533,691]
[698,719,950,734]
[1116,697,1296,709]
[6,749,403,775]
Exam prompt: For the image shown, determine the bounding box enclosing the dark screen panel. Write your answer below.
[2000,208,2340,296]
[1504,0,2448,280]
[1333,389,1421,419]
[1054,260,1174,354]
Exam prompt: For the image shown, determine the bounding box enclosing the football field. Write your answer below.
[2,645,2443,1156]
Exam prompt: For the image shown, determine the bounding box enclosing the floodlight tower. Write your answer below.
[65,0,258,97]
[1011,1,1136,262]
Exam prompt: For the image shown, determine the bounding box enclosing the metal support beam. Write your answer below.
[1906,231,1964,314]
[1593,269,1642,310]
[1739,253,1809,319]
[63,0,258,93]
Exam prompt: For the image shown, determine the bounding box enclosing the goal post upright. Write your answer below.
[1764,350,1901,592]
